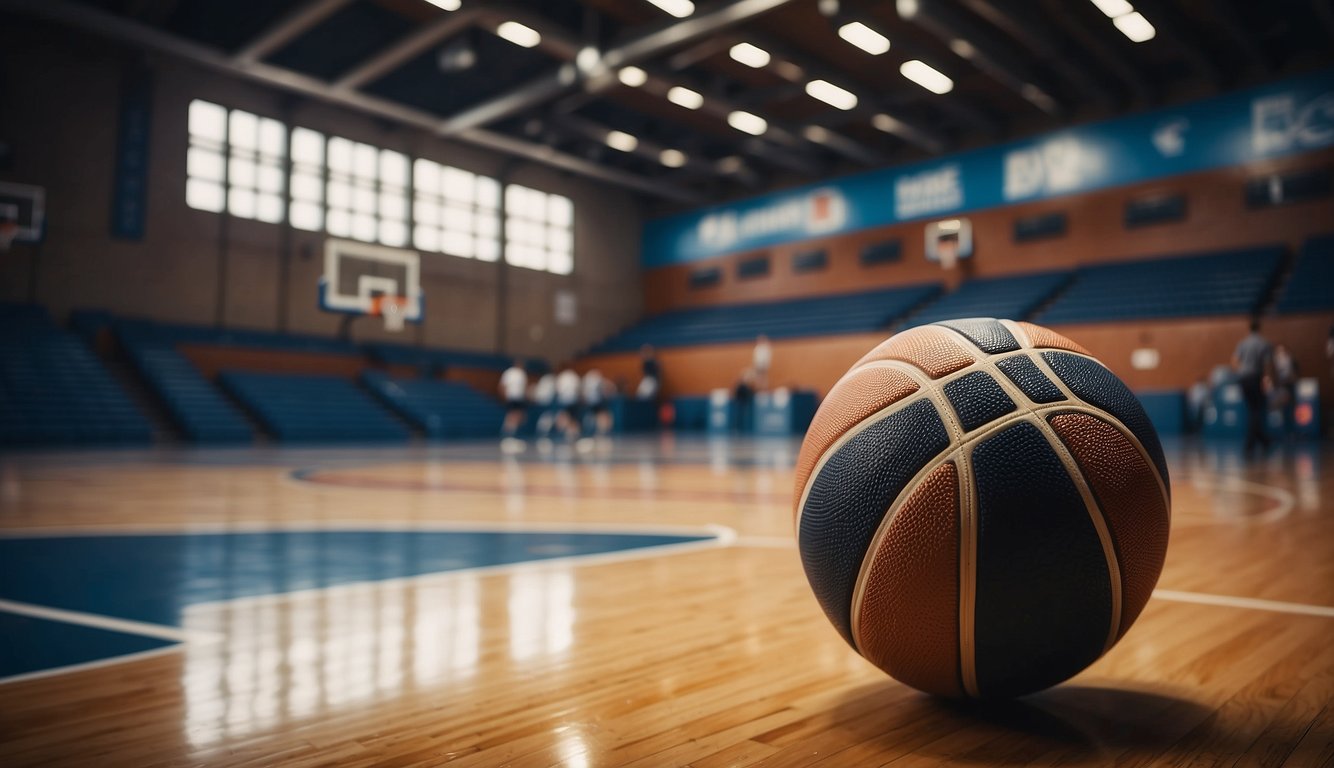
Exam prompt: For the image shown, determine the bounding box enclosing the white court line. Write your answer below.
[735,535,795,548]
[1176,472,1296,523]
[0,520,732,539]
[1151,589,1334,618]
[0,599,220,643]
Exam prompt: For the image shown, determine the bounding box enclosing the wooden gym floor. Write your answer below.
[0,436,1331,767]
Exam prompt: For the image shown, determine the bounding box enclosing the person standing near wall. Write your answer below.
[555,364,583,443]
[1272,344,1299,436]
[752,335,772,391]
[1232,319,1273,458]
[637,344,660,401]
[499,359,529,453]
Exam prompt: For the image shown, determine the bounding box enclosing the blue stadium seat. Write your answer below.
[908,271,1072,326]
[1035,246,1284,325]
[1275,234,1334,314]
[0,312,152,446]
[115,325,253,444]
[219,371,410,443]
[361,371,505,439]
[588,283,942,354]
[364,342,518,373]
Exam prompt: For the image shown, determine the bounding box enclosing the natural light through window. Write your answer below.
[326,137,409,247]
[505,185,573,275]
[413,159,502,261]
[186,101,574,274]
[186,100,286,223]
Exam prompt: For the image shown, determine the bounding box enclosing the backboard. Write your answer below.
[318,238,423,327]
[0,181,46,242]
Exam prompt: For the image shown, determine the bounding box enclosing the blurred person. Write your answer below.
[554,363,583,442]
[1186,374,1211,433]
[499,359,528,452]
[1232,318,1273,458]
[581,368,613,447]
[752,334,771,391]
[531,369,557,442]
[734,368,756,433]
[637,344,660,400]
[1272,343,1299,434]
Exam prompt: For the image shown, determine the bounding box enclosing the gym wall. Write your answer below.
[0,19,644,363]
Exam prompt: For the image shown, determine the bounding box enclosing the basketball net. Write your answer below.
[0,221,17,253]
[373,295,408,332]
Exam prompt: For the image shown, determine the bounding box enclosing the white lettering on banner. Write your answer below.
[894,164,963,218]
[1252,92,1334,155]
[695,188,847,250]
[1003,137,1104,201]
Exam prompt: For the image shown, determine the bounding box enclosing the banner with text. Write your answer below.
[642,68,1334,268]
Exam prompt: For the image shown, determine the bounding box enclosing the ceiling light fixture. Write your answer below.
[729,42,771,68]
[727,110,768,136]
[422,0,461,10]
[495,21,541,48]
[1089,0,1134,17]
[659,149,688,167]
[1112,11,1156,42]
[667,86,704,110]
[900,59,954,94]
[617,66,648,87]
[805,79,858,110]
[605,130,639,153]
[644,0,695,18]
[837,22,890,55]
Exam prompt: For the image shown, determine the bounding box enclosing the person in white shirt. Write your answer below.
[498,360,528,448]
[752,334,772,390]
[554,364,583,441]
[582,369,613,439]
[531,371,557,439]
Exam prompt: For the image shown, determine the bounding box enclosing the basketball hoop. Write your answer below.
[0,220,17,253]
[372,295,408,332]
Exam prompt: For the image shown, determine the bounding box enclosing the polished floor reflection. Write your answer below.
[0,436,1331,767]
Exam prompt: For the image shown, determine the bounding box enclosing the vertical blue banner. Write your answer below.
[111,66,152,240]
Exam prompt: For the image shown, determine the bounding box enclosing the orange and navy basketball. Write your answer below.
[794,318,1171,698]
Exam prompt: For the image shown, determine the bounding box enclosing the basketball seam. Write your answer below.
[956,447,980,698]
[1026,351,1172,511]
[934,325,1126,658]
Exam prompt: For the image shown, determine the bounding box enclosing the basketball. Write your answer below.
[794,318,1171,698]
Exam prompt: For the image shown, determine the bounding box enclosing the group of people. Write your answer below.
[499,361,613,452]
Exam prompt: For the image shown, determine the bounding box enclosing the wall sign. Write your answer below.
[643,68,1334,268]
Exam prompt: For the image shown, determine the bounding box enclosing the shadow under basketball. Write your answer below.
[820,682,1249,764]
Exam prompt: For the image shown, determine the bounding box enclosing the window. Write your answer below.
[1244,167,1333,208]
[413,159,501,261]
[860,238,902,266]
[736,254,770,279]
[792,249,828,274]
[289,128,324,232]
[326,136,409,247]
[505,184,574,275]
[1124,193,1186,228]
[689,266,722,289]
[187,100,286,223]
[1013,211,1067,242]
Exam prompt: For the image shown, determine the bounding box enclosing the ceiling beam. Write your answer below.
[436,0,801,138]
[959,0,1122,107]
[2,0,705,204]
[233,0,355,65]
[332,7,482,91]
[894,0,1066,118]
[1035,0,1154,105]
[1128,0,1222,88]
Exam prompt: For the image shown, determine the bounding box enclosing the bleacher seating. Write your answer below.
[908,270,1072,326]
[108,316,358,355]
[0,308,152,446]
[116,324,252,443]
[1036,246,1283,325]
[589,283,941,354]
[219,371,410,443]
[361,371,505,439]
[1275,234,1334,314]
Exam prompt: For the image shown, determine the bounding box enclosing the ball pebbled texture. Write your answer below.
[795,318,1170,698]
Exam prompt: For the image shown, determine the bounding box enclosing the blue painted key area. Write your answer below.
[0,529,710,679]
